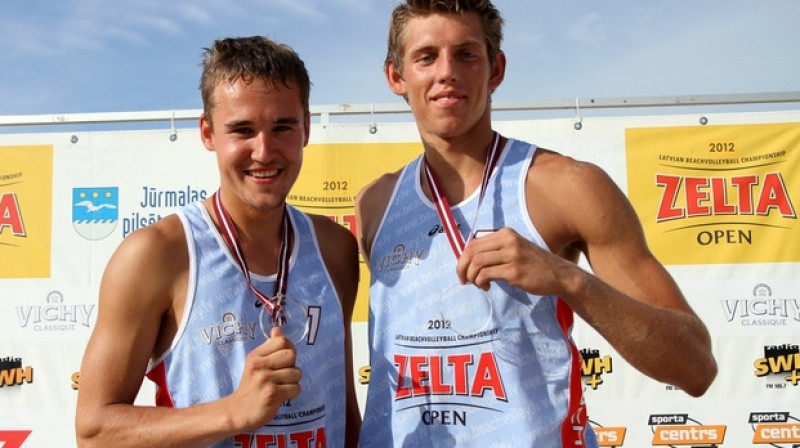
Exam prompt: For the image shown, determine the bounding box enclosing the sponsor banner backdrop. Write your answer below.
[626,123,800,265]
[290,141,420,322]
[1,110,799,446]
[0,145,53,278]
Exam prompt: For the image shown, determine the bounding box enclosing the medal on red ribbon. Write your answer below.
[423,132,502,335]
[212,191,301,337]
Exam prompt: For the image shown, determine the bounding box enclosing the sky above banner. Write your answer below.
[0,0,798,117]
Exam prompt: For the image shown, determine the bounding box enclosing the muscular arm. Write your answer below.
[311,215,362,447]
[556,162,716,396]
[76,215,300,447]
[457,153,717,396]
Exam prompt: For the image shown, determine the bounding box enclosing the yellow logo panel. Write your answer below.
[626,123,799,265]
[0,145,53,278]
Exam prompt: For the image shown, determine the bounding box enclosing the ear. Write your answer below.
[303,112,311,147]
[488,50,506,92]
[384,60,407,97]
[199,113,215,152]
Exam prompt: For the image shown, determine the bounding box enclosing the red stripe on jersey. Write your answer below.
[555,297,589,447]
[145,361,175,408]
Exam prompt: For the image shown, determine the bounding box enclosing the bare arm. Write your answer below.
[311,215,362,447]
[457,154,717,396]
[75,215,301,447]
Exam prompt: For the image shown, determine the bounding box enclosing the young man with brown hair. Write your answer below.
[76,36,361,447]
[355,2,716,446]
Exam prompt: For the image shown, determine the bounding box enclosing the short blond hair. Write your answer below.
[386,0,504,74]
[200,36,311,126]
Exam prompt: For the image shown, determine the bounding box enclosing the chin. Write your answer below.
[245,194,286,212]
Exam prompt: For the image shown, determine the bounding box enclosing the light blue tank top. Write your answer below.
[146,202,347,448]
[359,137,597,447]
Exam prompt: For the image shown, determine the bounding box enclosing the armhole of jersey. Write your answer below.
[517,142,550,252]
[370,161,415,262]
[146,207,197,373]
[294,208,345,320]
[286,206,302,272]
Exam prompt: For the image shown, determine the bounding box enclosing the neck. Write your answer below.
[421,130,498,204]
[207,191,287,275]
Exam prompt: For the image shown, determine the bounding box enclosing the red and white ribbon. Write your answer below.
[212,191,291,325]
[423,132,502,258]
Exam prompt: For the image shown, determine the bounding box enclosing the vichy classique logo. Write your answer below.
[720,283,800,327]
[377,244,424,272]
[200,312,257,346]
[16,290,95,331]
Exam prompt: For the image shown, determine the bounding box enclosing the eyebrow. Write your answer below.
[223,119,251,129]
[408,39,485,56]
[223,117,301,129]
[273,117,301,125]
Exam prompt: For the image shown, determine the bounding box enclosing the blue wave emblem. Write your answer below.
[72,187,119,240]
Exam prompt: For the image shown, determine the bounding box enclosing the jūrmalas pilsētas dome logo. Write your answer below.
[72,187,118,240]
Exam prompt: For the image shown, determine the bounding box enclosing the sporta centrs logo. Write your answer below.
[589,419,627,447]
[648,413,726,446]
[749,412,800,446]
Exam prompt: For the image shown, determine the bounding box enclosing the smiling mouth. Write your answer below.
[247,168,280,179]
[432,92,465,102]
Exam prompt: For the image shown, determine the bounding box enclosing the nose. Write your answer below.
[436,52,458,83]
[251,131,273,162]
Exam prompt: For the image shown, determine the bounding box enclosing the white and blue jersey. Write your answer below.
[359,136,597,447]
[146,202,347,448]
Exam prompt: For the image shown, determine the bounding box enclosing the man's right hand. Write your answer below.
[231,327,302,432]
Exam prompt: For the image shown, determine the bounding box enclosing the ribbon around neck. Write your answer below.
[423,132,502,258]
[211,191,291,326]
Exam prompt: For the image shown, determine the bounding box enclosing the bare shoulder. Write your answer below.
[530,148,612,186]
[307,214,359,312]
[355,169,402,215]
[307,213,358,251]
[101,213,189,315]
[529,148,624,211]
[527,149,640,253]
[355,169,403,260]
[109,214,187,275]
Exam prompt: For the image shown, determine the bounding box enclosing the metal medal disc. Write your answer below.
[259,296,309,343]
[439,283,493,335]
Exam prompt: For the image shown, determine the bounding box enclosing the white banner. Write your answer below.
[2,109,799,447]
